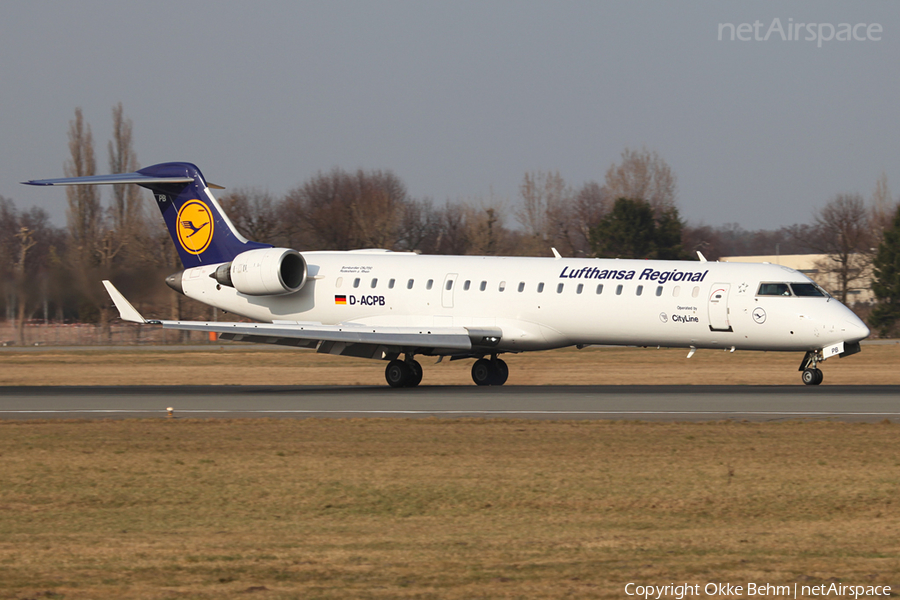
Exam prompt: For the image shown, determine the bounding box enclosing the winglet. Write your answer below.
[697,251,708,262]
[102,281,147,324]
[551,247,562,259]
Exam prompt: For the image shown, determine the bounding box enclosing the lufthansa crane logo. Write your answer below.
[176,200,214,255]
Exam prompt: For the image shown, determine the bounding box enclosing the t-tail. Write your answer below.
[24,161,271,268]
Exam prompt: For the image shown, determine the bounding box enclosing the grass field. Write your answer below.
[1,345,898,598]
[0,342,898,386]
[1,419,898,599]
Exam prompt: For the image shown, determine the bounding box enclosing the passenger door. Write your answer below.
[708,283,733,332]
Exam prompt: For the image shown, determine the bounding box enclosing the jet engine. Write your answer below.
[213,248,307,296]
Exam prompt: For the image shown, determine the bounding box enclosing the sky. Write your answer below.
[2,1,898,232]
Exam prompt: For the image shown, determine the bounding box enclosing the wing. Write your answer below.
[102,281,501,359]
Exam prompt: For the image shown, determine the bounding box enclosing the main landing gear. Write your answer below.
[384,354,510,388]
[471,356,509,386]
[385,357,423,388]
[799,350,824,386]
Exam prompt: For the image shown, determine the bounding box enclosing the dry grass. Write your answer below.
[0,343,898,386]
[0,419,898,599]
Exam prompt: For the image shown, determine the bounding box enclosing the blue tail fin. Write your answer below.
[24,161,271,269]
[136,163,270,268]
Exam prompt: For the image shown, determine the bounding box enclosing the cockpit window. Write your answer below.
[757,283,791,296]
[790,283,827,297]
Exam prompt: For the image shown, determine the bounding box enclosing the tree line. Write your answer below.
[2,107,900,343]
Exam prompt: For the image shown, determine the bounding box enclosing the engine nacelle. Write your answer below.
[213,248,307,296]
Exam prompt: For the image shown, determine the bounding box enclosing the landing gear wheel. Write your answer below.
[407,360,423,387]
[472,358,509,386]
[471,358,493,386]
[802,368,823,386]
[385,360,411,388]
[492,358,509,386]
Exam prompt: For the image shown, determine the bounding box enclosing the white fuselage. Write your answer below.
[178,252,870,355]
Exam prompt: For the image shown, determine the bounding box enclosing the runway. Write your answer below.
[0,385,897,422]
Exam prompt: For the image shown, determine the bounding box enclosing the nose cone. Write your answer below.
[836,301,870,343]
[844,316,870,343]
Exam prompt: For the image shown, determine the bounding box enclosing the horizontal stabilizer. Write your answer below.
[23,173,194,187]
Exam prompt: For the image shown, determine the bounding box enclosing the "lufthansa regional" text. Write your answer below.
[559,267,708,284]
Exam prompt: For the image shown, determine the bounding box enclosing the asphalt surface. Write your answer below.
[0,385,897,422]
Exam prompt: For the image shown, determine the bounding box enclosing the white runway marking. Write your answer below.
[2,409,899,417]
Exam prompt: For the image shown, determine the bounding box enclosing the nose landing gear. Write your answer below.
[801,367,824,385]
[799,350,824,386]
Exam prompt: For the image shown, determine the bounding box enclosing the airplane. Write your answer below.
[25,161,871,387]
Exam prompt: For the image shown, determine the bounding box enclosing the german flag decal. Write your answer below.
[334,295,347,305]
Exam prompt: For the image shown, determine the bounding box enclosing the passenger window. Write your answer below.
[445,279,453,290]
[616,285,623,295]
[758,283,791,296]
[673,286,680,297]
[388,278,395,289]
[464,280,471,291]
[691,286,700,298]
[353,278,360,288]
[407,279,414,289]
[517,282,525,292]
[499,281,506,292]
[576,284,583,294]
[371,278,378,288]
[336,277,343,288]
[480,281,487,291]
[656,286,663,297]
[557,283,564,294]
[537,283,544,293]
[596,284,603,295]
[426,279,434,290]
[636,285,643,296]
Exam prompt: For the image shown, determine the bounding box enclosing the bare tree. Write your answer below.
[570,181,608,255]
[0,198,64,340]
[869,172,895,247]
[108,102,143,234]
[810,194,872,303]
[434,201,470,255]
[350,170,407,248]
[64,108,101,266]
[13,227,36,344]
[516,170,572,255]
[395,198,442,253]
[220,188,281,243]
[602,147,677,217]
[281,168,408,250]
